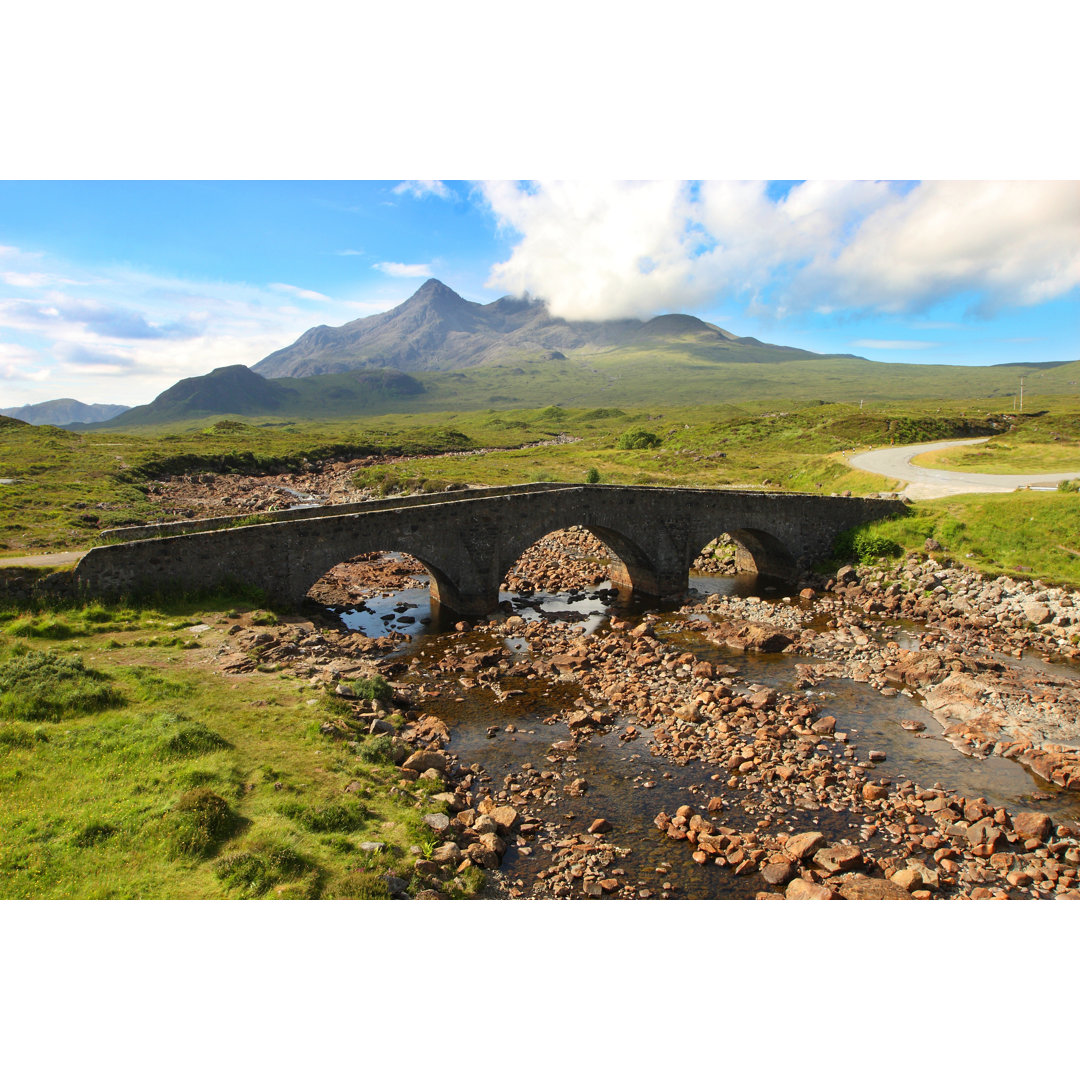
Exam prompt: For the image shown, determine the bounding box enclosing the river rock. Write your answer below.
[478,832,507,856]
[588,818,613,834]
[813,845,863,873]
[431,791,466,813]
[1013,811,1052,842]
[785,832,825,862]
[432,841,461,863]
[403,749,449,774]
[1023,602,1052,625]
[890,861,939,892]
[423,813,451,833]
[836,875,913,900]
[759,859,796,886]
[490,805,520,833]
[786,878,837,900]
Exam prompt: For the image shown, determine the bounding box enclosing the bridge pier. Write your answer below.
[427,577,502,619]
[605,559,688,605]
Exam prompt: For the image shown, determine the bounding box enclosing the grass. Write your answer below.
[911,438,1080,474]
[0,602,460,898]
[4,395,1077,554]
[832,489,1080,584]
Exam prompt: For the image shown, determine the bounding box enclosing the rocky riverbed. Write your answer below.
[201,530,1080,899]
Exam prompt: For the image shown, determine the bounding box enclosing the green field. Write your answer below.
[4,396,1080,585]
[0,597,474,900]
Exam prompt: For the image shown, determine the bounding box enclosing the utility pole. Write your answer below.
[1019,376,1025,412]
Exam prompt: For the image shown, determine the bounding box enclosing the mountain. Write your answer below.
[0,398,129,426]
[100,364,424,428]
[80,280,1080,428]
[252,278,834,378]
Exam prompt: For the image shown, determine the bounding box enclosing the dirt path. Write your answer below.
[0,550,86,569]
[849,438,1080,500]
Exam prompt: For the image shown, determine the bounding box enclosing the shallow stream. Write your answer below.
[330,566,1080,898]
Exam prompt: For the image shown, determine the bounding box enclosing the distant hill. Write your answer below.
[252,278,839,378]
[99,364,425,428]
[80,279,1080,429]
[0,398,129,426]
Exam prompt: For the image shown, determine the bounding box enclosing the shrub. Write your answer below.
[325,871,391,900]
[250,610,278,626]
[0,651,122,723]
[5,615,76,640]
[345,674,392,702]
[357,734,396,765]
[616,429,662,450]
[834,527,903,564]
[167,787,238,859]
[73,822,117,848]
[0,724,38,750]
[585,467,601,484]
[214,842,312,897]
[278,801,367,833]
[155,714,232,758]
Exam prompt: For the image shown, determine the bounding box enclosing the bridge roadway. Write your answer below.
[73,483,903,617]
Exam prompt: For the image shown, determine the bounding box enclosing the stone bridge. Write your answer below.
[74,484,903,616]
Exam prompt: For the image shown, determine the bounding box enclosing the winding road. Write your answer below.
[849,438,1080,500]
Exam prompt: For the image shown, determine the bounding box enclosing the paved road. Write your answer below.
[0,550,87,569]
[849,438,1080,500]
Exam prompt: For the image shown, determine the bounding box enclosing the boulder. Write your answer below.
[785,832,825,862]
[813,845,863,873]
[786,878,837,900]
[403,749,449,774]
[836,875,912,900]
[1013,811,1052,842]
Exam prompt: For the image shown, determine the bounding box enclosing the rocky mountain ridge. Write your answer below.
[252,278,841,378]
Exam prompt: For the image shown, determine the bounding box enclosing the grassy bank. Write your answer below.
[0,597,469,899]
[834,489,1080,585]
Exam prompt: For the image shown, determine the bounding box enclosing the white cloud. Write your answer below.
[374,261,433,278]
[393,180,452,200]
[1,271,78,288]
[0,248,387,404]
[479,180,1080,321]
[483,180,705,320]
[337,249,365,256]
[269,282,332,302]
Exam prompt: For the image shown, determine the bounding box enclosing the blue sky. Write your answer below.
[1,179,1077,407]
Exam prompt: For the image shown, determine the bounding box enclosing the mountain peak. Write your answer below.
[411,278,464,303]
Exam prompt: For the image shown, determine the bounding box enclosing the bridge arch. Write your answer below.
[293,540,462,616]
[688,522,800,582]
[497,517,668,602]
[728,529,798,580]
